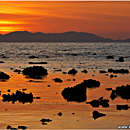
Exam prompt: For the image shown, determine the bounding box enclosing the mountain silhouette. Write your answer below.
[0,31,129,42]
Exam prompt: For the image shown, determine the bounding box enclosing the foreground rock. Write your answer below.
[22,66,48,79]
[86,97,109,107]
[68,68,78,75]
[108,68,129,74]
[105,88,112,91]
[93,110,106,120]
[110,84,130,100]
[99,70,107,73]
[40,118,52,125]
[53,78,63,83]
[62,79,100,102]
[62,80,87,102]
[7,125,27,129]
[57,112,62,116]
[116,104,129,110]
[0,72,10,81]
[2,90,33,104]
[85,79,100,88]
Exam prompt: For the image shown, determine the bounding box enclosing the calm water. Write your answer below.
[0,42,130,73]
[0,42,130,129]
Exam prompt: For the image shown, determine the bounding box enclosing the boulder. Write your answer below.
[93,110,106,120]
[0,72,10,80]
[86,97,109,107]
[68,69,78,75]
[116,105,129,110]
[108,68,129,74]
[116,57,124,62]
[22,66,48,79]
[53,78,63,83]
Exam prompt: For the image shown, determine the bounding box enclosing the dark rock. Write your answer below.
[18,126,27,129]
[29,62,47,64]
[99,70,107,73]
[107,55,114,59]
[0,72,10,80]
[7,89,11,92]
[7,125,11,129]
[53,78,63,83]
[85,79,100,88]
[57,112,62,116]
[81,69,88,73]
[0,61,5,63]
[116,57,124,62]
[2,56,9,58]
[67,79,71,81]
[63,72,67,74]
[22,66,48,79]
[34,96,41,99]
[105,88,112,91]
[45,56,49,58]
[40,118,52,125]
[29,56,39,59]
[72,113,75,115]
[2,90,33,104]
[93,110,106,120]
[68,69,78,75]
[62,79,100,102]
[108,68,129,74]
[86,97,109,107]
[73,79,75,81]
[110,84,130,100]
[22,89,27,91]
[110,74,117,78]
[14,69,21,74]
[47,85,50,87]
[55,69,62,71]
[116,104,129,110]
[93,53,96,55]
[61,80,87,102]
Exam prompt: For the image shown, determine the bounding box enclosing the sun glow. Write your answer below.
[0,21,23,24]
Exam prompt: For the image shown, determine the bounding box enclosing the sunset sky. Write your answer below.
[0,1,130,40]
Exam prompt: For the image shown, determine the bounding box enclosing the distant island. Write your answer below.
[0,31,129,42]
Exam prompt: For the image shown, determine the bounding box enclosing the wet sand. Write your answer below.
[0,70,130,129]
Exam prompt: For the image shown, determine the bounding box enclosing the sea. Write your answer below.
[0,42,130,129]
[0,42,130,73]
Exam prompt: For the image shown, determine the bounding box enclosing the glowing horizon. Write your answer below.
[0,1,130,40]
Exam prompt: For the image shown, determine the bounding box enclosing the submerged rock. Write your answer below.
[0,72,10,80]
[108,68,129,74]
[116,57,124,62]
[53,78,63,83]
[86,97,109,107]
[2,90,33,104]
[116,104,129,110]
[110,84,130,100]
[22,66,48,79]
[93,110,106,120]
[68,69,78,75]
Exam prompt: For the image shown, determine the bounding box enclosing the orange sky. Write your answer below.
[0,1,130,40]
